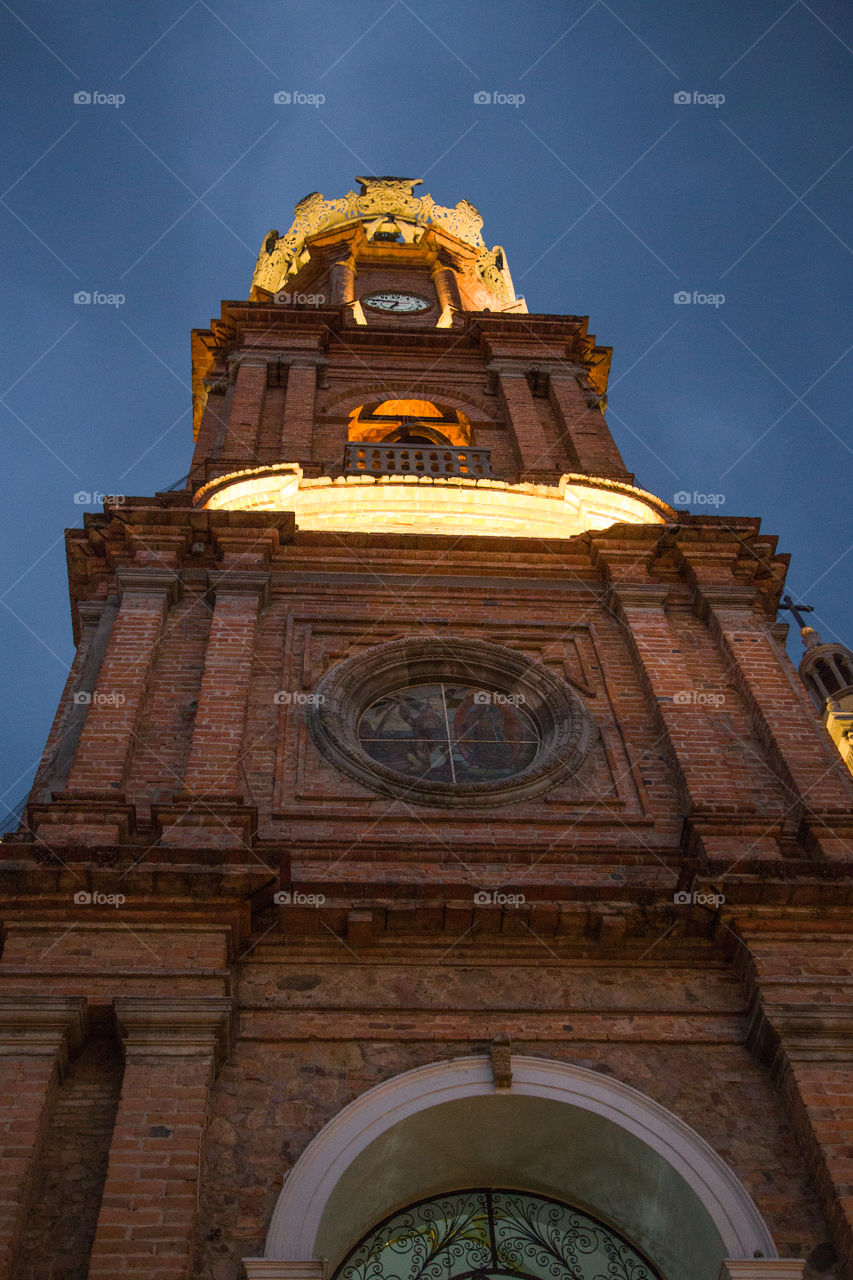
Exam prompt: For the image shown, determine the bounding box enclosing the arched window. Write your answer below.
[816,659,839,695]
[333,1189,664,1280]
[835,655,853,689]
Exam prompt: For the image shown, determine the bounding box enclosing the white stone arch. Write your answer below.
[246,1055,790,1280]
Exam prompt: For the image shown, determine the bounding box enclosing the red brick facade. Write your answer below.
[2,185,852,1280]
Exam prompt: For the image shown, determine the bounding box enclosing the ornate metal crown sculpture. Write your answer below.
[252,175,509,298]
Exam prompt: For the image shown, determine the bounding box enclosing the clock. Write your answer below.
[362,292,430,313]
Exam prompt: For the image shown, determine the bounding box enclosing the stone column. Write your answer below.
[0,996,87,1280]
[492,363,555,478]
[88,997,232,1280]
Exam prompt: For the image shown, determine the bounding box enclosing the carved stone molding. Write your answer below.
[0,995,88,1075]
[308,634,593,809]
[115,567,182,604]
[207,569,271,606]
[719,1262,805,1280]
[114,996,233,1070]
[489,1035,513,1090]
[606,583,671,612]
[243,1264,325,1280]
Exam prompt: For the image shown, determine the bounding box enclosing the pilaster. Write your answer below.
[0,996,88,1280]
[491,362,556,479]
[604,571,781,864]
[37,570,179,846]
[88,996,232,1280]
[161,568,269,847]
[549,369,631,480]
[687,553,853,861]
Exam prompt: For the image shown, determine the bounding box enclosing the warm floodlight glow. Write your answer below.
[195,466,673,538]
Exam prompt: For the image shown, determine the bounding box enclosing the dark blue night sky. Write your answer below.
[1,0,851,814]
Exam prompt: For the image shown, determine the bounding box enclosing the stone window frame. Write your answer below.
[307,634,592,808]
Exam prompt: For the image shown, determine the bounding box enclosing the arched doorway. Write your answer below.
[245,1056,785,1280]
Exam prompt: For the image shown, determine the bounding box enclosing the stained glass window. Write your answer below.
[357,684,540,784]
[333,1188,664,1280]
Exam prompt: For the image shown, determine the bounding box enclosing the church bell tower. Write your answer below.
[3,177,853,1280]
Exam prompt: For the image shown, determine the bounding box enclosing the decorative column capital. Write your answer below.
[243,1263,326,1280]
[208,569,271,605]
[115,567,182,604]
[115,996,233,1071]
[606,583,670,612]
[0,995,88,1075]
[719,1262,805,1279]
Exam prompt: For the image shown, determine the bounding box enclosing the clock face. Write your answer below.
[362,292,430,313]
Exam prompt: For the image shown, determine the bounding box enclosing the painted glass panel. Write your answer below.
[358,683,539,783]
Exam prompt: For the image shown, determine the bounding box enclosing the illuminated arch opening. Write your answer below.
[348,399,472,447]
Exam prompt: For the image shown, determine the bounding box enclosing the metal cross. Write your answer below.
[780,594,815,630]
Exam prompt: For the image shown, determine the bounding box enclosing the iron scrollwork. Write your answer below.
[335,1189,664,1280]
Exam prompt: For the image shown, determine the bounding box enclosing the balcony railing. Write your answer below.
[344,442,494,478]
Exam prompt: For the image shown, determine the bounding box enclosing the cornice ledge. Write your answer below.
[747,997,853,1078]
[0,995,88,1072]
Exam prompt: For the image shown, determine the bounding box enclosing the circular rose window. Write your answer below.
[308,636,591,808]
[358,683,540,784]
